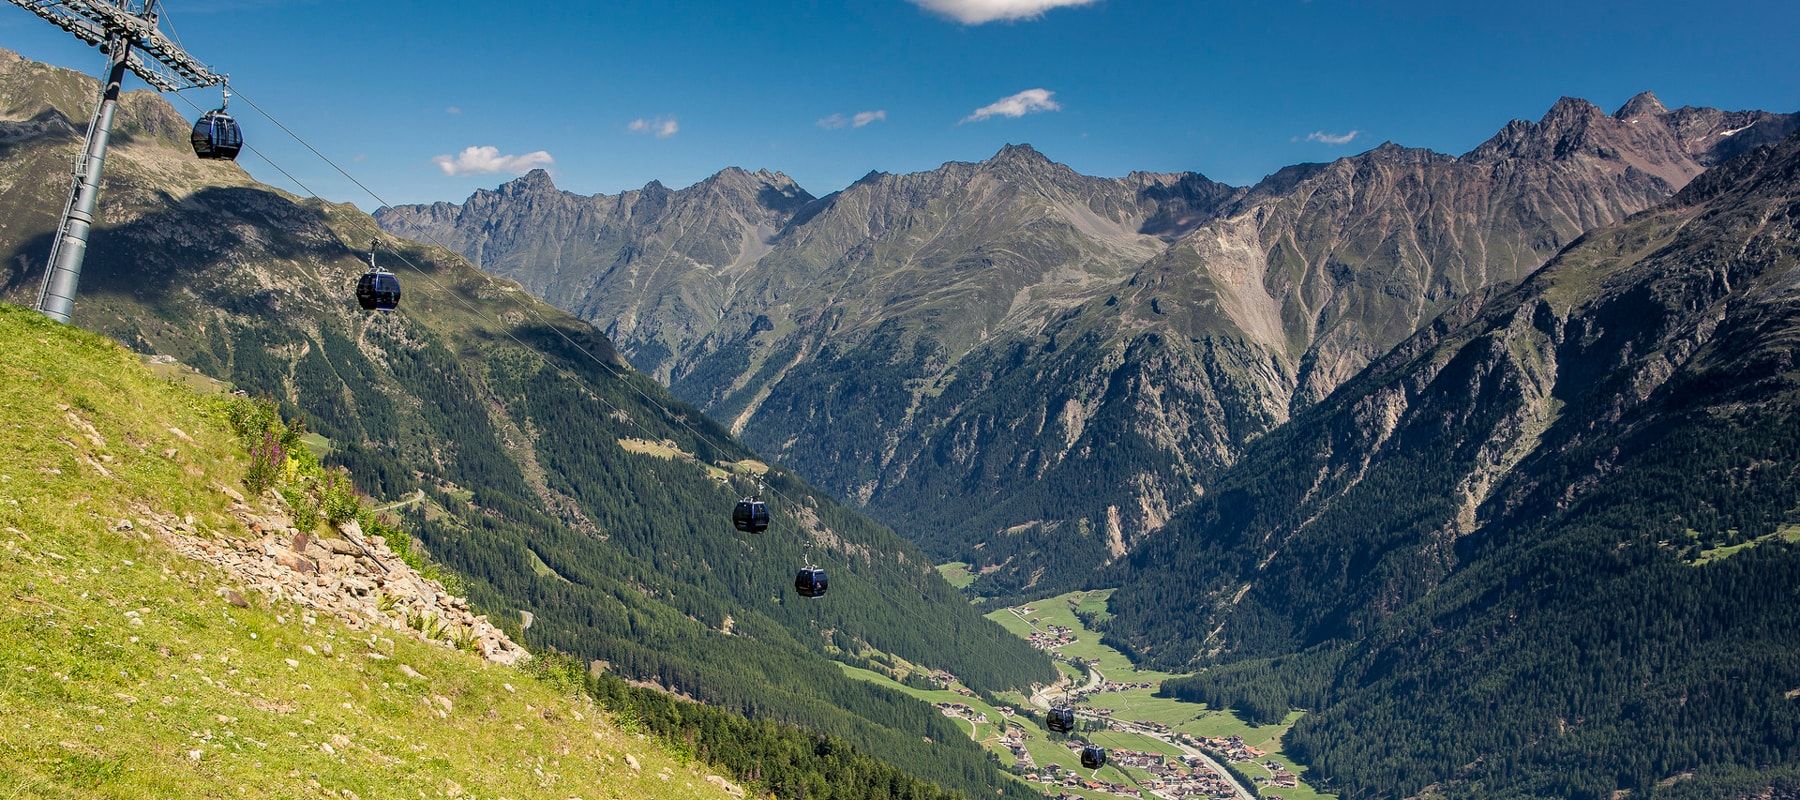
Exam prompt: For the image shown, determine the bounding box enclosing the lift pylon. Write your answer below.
[5,0,226,323]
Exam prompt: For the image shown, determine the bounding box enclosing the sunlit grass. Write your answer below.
[0,305,731,800]
[935,561,976,589]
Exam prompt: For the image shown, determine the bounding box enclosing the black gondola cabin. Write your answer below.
[794,566,827,598]
[1047,706,1076,733]
[732,498,770,533]
[357,270,401,311]
[191,110,243,161]
[1080,745,1107,769]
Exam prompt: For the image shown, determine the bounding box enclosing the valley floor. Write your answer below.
[844,583,1335,800]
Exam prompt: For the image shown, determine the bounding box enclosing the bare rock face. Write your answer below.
[149,499,528,666]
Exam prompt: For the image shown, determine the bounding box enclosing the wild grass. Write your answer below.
[0,304,731,799]
[935,561,976,589]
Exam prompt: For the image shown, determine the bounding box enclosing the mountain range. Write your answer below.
[378,94,1797,598]
[378,85,1800,797]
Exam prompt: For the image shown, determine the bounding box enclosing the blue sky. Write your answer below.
[4,0,1798,207]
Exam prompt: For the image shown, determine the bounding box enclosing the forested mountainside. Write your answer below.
[380,94,1797,598]
[0,49,1051,800]
[1111,130,1800,799]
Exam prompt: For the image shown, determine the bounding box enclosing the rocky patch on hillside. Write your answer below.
[136,485,527,665]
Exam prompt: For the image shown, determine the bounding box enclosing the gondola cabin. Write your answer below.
[794,566,828,598]
[732,498,770,533]
[357,270,402,311]
[1047,706,1076,733]
[1080,745,1107,769]
[190,110,243,161]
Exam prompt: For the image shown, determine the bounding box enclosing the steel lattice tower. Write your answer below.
[4,0,225,323]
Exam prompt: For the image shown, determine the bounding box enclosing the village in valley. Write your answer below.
[844,581,1332,800]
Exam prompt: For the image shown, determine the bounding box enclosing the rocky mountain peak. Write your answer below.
[747,167,802,191]
[985,142,1052,168]
[500,168,558,196]
[1615,90,1669,120]
[704,165,759,185]
[1544,95,1607,124]
[703,165,804,191]
[1464,95,1630,162]
[694,166,815,213]
[1362,141,1445,163]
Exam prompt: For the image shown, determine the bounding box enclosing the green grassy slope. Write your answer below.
[0,305,735,800]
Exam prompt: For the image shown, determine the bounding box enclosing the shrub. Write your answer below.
[245,429,285,495]
[278,484,320,531]
[321,469,360,525]
[223,396,280,441]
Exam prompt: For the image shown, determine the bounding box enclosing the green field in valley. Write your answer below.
[843,581,1337,799]
[982,590,1336,800]
[836,663,1143,790]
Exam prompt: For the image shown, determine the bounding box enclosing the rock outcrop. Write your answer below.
[144,490,528,665]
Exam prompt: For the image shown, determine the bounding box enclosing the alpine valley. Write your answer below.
[379,93,1796,603]
[376,86,1800,798]
[5,27,1800,800]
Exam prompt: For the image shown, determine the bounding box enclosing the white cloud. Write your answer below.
[819,110,888,129]
[432,145,554,176]
[628,116,680,138]
[909,0,1099,24]
[961,88,1061,123]
[1304,130,1360,145]
[446,105,461,115]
